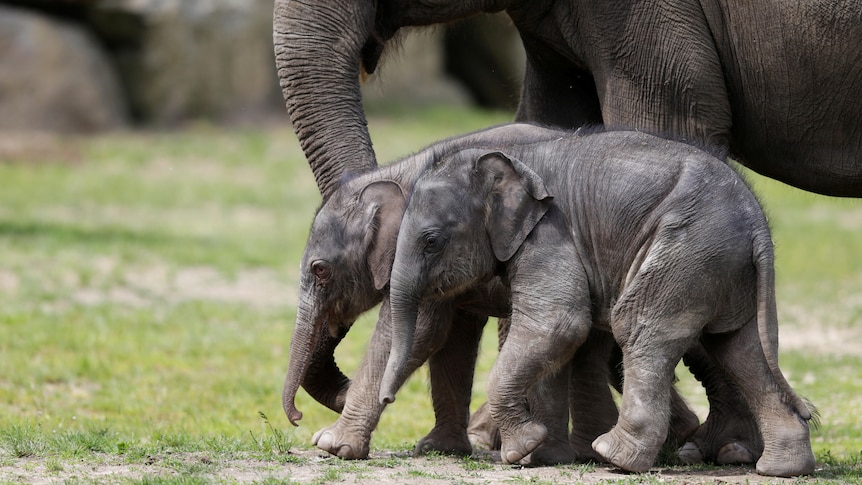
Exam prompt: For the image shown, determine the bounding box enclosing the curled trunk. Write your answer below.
[282,292,350,425]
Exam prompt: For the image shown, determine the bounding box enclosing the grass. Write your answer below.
[0,106,860,483]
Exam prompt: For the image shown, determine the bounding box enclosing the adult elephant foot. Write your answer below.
[569,432,606,463]
[592,426,660,473]
[519,435,578,466]
[414,425,472,457]
[500,421,547,465]
[466,402,501,450]
[312,421,370,459]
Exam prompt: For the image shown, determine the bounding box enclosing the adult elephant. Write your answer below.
[274,0,862,199]
[274,0,854,464]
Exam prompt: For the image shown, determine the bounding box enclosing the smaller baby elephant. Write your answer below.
[379,130,815,477]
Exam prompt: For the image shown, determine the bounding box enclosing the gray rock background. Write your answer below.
[0,5,127,132]
[0,1,523,132]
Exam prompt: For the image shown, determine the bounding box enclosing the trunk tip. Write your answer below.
[285,405,303,426]
[379,391,395,406]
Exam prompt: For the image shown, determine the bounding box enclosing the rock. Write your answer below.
[0,4,128,132]
[91,0,283,124]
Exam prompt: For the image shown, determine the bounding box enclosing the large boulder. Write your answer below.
[0,4,128,132]
[90,0,283,124]
[0,1,524,132]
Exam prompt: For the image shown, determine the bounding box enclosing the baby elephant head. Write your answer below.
[380,149,553,404]
[283,179,406,425]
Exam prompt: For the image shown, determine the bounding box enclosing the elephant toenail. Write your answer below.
[315,431,333,450]
[505,450,522,464]
[593,438,609,456]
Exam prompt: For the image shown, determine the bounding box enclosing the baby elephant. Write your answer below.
[379,130,815,477]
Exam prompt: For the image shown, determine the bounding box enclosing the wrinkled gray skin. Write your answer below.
[273,0,853,466]
[284,123,703,463]
[381,131,816,477]
[285,123,763,464]
[275,0,862,202]
[285,123,586,462]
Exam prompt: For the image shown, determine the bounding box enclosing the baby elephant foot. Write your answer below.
[755,423,815,477]
[415,426,472,457]
[592,427,659,473]
[312,423,370,459]
[500,421,547,465]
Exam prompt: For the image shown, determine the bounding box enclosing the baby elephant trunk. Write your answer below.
[379,266,422,404]
[282,293,350,425]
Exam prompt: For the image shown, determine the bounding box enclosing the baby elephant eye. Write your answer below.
[311,261,332,284]
[423,233,445,253]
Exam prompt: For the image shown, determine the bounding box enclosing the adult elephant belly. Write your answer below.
[713,0,862,197]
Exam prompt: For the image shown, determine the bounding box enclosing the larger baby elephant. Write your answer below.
[380,130,815,477]
[283,123,713,464]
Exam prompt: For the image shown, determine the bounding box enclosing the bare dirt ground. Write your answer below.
[2,268,856,483]
[1,449,806,484]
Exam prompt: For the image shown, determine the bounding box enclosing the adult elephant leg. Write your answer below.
[416,309,487,456]
[520,365,577,465]
[679,343,762,465]
[514,48,602,128]
[466,316,508,450]
[313,299,454,458]
[569,330,618,461]
[702,322,814,477]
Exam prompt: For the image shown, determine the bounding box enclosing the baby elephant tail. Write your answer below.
[753,231,812,421]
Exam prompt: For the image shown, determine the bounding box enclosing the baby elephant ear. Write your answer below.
[358,180,406,290]
[473,151,552,262]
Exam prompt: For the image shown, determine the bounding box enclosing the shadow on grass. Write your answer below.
[0,220,222,251]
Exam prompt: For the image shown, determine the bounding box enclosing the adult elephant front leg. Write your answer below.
[513,47,602,129]
[416,309,487,456]
[466,315,509,451]
[314,298,455,458]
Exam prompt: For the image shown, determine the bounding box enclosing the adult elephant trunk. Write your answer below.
[379,253,422,404]
[282,289,351,426]
[273,0,379,200]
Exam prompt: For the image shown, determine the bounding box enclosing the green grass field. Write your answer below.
[0,107,861,483]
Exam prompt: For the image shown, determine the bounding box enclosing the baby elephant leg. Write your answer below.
[592,309,698,472]
[489,312,590,465]
[466,317,510,451]
[416,310,486,456]
[569,330,618,461]
[703,322,814,477]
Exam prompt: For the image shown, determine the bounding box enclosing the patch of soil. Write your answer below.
[0,449,807,484]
